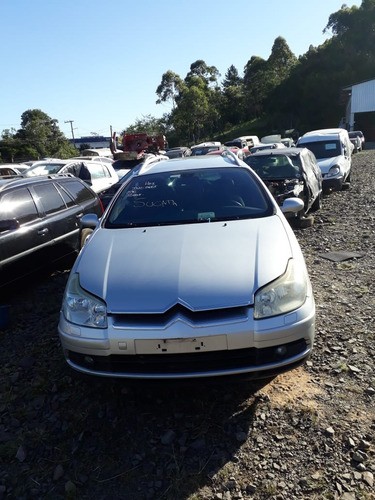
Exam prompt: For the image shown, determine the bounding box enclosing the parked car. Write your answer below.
[280,138,295,148]
[71,155,114,166]
[58,154,315,380]
[349,130,365,150]
[348,131,364,152]
[250,143,286,154]
[296,128,353,194]
[11,164,31,175]
[24,159,119,194]
[0,165,23,178]
[99,154,169,209]
[190,142,223,156]
[0,175,103,286]
[207,146,244,160]
[164,147,191,159]
[245,148,323,228]
[348,132,362,153]
[224,139,249,158]
[111,153,168,178]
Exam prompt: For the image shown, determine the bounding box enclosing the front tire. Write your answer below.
[294,214,314,229]
[310,193,322,212]
[80,228,93,249]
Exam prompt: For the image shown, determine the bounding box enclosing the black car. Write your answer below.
[0,174,103,286]
[245,147,323,227]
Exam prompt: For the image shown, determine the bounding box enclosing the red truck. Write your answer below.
[110,132,167,160]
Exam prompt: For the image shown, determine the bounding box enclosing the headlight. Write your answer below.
[254,259,307,319]
[62,273,107,328]
[326,165,341,178]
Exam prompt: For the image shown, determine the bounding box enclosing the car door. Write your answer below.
[30,182,79,253]
[0,186,53,270]
[82,161,118,194]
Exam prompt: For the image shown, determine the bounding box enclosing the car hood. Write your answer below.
[316,156,342,174]
[76,217,293,313]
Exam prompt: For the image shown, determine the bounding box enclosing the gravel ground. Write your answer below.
[0,149,374,500]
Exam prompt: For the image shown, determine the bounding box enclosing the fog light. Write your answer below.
[84,356,94,365]
[275,346,287,357]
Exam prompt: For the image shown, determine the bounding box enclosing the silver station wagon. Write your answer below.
[58,153,315,380]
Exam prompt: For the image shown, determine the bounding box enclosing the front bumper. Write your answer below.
[322,175,344,193]
[58,298,315,380]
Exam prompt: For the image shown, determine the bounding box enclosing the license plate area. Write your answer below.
[135,335,227,354]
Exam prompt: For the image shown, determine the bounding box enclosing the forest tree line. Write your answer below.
[1,0,374,161]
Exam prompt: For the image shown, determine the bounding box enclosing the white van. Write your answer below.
[297,128,353,193]
[238,135,260,148]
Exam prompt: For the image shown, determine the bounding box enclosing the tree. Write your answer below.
[155,60,222,143]
[267,36,298,82]
[220,65,245,126]
[156,71,184,108]
[243,56,268,118]
[172,81,211,143]
[0,129,20,163]
[123,114,169,135]
[14,109,76,159]
[184,60,220,88]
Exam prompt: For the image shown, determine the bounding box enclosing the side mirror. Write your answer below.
[281,198,304,214]
[80,213,99,230]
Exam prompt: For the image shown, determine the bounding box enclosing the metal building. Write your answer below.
[342,78,375,140]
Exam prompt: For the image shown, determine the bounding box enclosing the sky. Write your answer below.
[0,0,362,140]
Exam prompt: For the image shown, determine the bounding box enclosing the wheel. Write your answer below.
[80,228,93,249]
[310,193,322,212]
[292,211,314,229]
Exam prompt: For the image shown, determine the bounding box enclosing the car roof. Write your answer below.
[250,147,306,157]
[135,152,244,176]
[71,156,113,161]
[0,174,78,193]
[191,141,221,148]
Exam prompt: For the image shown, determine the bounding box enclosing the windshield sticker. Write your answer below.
[198,212,215,221]
[133,199,178,208]
[325,143,337,150]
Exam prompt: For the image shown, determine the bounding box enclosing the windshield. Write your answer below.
[26,162,66,176]
[112,159,143,171]
[190,146,220,156]
[105,167,273,228]
[246,154,302,179]
[300,140,341,159]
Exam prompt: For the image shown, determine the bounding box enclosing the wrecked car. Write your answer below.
[245,147,323,228]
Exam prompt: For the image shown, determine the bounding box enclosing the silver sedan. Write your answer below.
[58,153,315,380]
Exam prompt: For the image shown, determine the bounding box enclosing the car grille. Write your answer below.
[67,339,308,376]
[111,304,250,328]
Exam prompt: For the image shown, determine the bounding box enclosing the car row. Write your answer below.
[3,126,364,381]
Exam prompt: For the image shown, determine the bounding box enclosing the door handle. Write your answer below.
[37,228,49,236]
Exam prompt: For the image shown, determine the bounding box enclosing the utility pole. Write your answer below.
[64,120,75,147]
